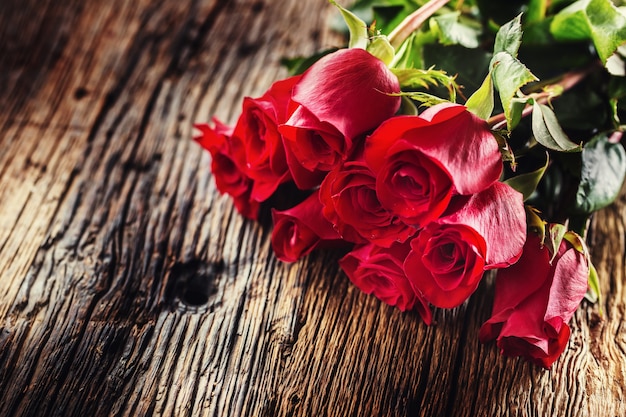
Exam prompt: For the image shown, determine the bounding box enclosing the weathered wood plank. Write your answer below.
[0,1,625,416]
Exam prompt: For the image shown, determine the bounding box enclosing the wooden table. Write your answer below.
[1,1,625,415]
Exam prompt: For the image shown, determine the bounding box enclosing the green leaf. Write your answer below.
[550,0,626,64]
[504,151,550,201]
[465,71,494,120]
[330,0,369,49]
[531,101,582,152]
[494,13,523,56]
[526,0,548,23]
[574,132,626,214]
[430,11,481,48]
[491,51,538,130]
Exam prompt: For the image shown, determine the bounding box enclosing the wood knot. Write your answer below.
[170,259,223,309]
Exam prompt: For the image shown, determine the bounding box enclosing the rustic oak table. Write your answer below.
[1,0,625,416]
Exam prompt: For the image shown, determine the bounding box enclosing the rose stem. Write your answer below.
[388,0,452,49]
[487,61,601,130]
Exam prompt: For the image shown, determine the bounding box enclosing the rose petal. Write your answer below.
[437,182,526,268]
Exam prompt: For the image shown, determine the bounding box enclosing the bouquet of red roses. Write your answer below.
[194,0,626,368]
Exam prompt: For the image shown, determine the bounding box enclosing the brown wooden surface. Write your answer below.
[0,1,625,416]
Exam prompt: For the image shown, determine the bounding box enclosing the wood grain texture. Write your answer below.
[0,1,624,416]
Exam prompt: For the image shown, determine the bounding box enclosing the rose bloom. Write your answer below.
[479,232,589,369]
[404,182,526,308]
[319,158,415,247]
[271,191,344,263]
[365,103,502,227]
[340,242,432,323]
[194,120,259,220]
[233,75,302,201]
[280,48,401,189]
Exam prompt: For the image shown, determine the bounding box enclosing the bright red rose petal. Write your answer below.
[340,242,432,322]
[438,182,526,268]
[233,75,301,201]
[319,159,415,247]
[479,232,589,369]
[404,224,487,308]
[281,48,401,189]
[194,120,259,220]
[271,191,343,263]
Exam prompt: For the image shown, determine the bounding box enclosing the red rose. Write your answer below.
[271,191,344,263]
[340,242,432,322]
[479,231,589,369]
[319,158,415,247]
[404,182,526,308]
[365,103,502,227]
[233,75,302,201]
[194,120,259,220]
[280,48,401,189]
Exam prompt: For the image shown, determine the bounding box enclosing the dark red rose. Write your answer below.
[280,48,401,189]
[319,158,415,247]
[194,120,259,220]
[479,231,589,369]
[233,75,302,201]
[340,242,432,322]
[271,191,344,263]
[365,103,502,227]
[404,182,526,308]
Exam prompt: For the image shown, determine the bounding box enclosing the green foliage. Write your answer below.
[317,2,626,309]
[550,0,626,65]
[429,12,481,48]
[392,67,460,101]
[574,133,626,214]
[505,151,550,200]
[531,101,582,152]
[465,71,494,120]
[490,15,539,131]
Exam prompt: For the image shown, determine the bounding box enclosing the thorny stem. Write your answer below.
[388,0,451,49]
[487,61,602,130]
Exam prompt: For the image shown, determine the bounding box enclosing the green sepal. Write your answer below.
[330,0,369,49]
[585,261,601,307]
[492,131,517,170]
[526,205,547,244]
[367,35,395,65]
[504,151,549,201]
[387,91,450,107]
[391,67,459,102]
[531,101,582,152]
[546,223,568,264]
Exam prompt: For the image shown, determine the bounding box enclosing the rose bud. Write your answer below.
[340,242,432,323]
[271,191,345,263]
[319,158,415,247]
[365,103,502,227]
[479,231,589,369]
[404,182,526,308]
[194,120,259,220]
[280,48,401,189]
[233,75,302,202]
